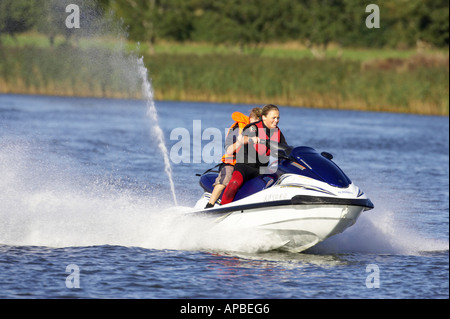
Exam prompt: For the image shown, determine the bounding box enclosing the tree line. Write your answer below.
[111,0,449,50]
[1,0,448,50]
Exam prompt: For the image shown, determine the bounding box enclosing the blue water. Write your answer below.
[0,94,448,300]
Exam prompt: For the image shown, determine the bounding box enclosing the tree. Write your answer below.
[301,0,347,57]
[156,0,195,42]
[107,0,449,50]
[415,0,449,47]
[192,0,302,52]
[0,0,36,42]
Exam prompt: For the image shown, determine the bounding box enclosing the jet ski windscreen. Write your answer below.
[289,147,352,188]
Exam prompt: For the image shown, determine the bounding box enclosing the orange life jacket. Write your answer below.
[221,112,250,165]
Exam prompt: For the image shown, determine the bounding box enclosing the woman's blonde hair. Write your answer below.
[249,107,262,119]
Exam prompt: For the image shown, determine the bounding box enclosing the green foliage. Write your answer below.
[141,52,448,115]
[1,0,118,46]
[0,45,140,97]
[109,0,449,49]
[0,0,37,38]
[1,0,448,48]
[0,0,448,116]
[0,43,447,115]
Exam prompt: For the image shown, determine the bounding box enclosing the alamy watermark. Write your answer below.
[366,4,380,29]
[65,3,380,30]
[365,264,380,288]
[170,120,224,164]
[65,4,80,29]
[66,264,80,288]
[169,120,280,173]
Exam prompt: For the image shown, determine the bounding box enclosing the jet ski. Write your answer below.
[192,145,374,253]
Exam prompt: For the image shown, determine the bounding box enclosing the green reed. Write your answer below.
[0,45,141,98]
[0,46,448,115]
[145,53,448,115]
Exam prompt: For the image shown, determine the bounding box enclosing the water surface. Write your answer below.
[0,94,448,300]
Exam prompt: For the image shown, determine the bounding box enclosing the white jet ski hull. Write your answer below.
[191,174,373,253]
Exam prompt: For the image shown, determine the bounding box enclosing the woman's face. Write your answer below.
[262,110,280,129]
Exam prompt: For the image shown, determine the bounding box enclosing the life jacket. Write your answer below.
[221,112,249,165]
[253,120,281,157]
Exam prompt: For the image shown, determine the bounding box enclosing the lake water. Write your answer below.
[0,94,448,303]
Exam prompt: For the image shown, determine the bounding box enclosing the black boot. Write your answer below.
[204,202,214,209]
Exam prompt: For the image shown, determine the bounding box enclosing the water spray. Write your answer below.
[137,57,177,206]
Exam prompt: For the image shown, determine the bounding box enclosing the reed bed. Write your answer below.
[0,46,448,115]
[0,46,142,99]
[146,53,448,115]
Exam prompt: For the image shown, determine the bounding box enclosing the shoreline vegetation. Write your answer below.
[0,34,448,116]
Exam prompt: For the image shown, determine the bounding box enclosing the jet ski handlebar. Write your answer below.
[253,140,334,161]
[251,139,293,159]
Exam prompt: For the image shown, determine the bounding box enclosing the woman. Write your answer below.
[204,107,262,209]
[220,104,287,205]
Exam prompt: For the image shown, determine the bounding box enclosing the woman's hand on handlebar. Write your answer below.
[250,136,260,144]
